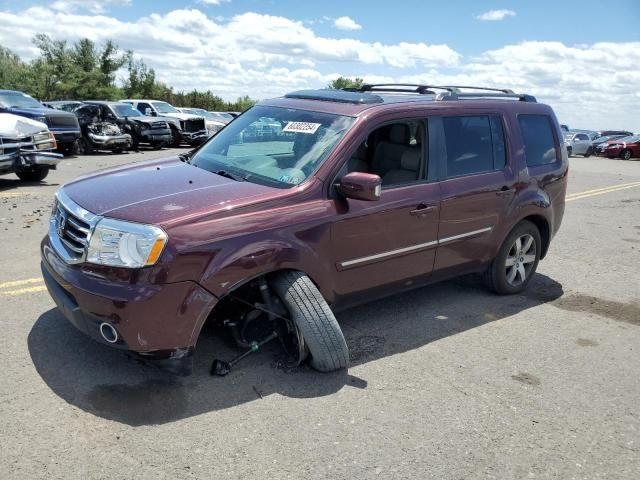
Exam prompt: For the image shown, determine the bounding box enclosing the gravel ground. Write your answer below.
[0,148,638,480]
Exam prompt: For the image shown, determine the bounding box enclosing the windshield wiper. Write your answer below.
[214,169,245,182]
[178,151,193,164]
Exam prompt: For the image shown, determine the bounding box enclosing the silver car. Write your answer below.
[564,131,597,157]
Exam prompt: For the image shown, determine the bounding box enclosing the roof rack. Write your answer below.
[356,83,537,103]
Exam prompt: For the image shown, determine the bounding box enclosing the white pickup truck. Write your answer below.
[0,113,62,182]
[120,99,208,147]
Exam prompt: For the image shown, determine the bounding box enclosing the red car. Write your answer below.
[601,135,640,160]
[41,85,568,375]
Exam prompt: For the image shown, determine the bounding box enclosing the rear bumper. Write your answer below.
[40,237,218,375]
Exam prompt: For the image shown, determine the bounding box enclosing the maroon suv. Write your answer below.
[41,85,568,375]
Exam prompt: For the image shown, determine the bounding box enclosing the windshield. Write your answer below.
[619,135,640,143]
[210,112,233,123]
[0,92,43,109]
[594,135,623,143]
[191,105,355,188]
[112,104,142,117]
[152,101,179,114]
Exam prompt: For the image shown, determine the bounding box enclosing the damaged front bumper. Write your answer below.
[0,150,62,174]
[41,236,218,375]
[87,132,132,149]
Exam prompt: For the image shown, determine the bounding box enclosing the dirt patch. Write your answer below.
[551,294,640,326]
[511,372,541,386]
[576,338,599,347]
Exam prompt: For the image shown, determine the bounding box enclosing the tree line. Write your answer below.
[0,35,256,112]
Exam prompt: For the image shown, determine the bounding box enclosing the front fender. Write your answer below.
[199,234,335,304]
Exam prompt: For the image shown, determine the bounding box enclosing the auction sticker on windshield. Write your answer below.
[283,122,321,134]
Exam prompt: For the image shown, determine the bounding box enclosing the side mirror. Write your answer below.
[336,172,382,202]
[144,108,156,116]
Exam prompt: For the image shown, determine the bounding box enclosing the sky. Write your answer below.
[0,0,639,130]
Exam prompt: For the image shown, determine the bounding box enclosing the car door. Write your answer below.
[572,133,590,155]
[429,113,514,276]
[330,120,440,298]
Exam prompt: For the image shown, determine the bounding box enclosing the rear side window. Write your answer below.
[137,102,152,114]
[518,115,558,166]
[442,115,506,177]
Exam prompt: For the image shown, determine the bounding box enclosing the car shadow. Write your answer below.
[28,273,563,426]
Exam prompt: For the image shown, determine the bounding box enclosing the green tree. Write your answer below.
[327,76,365,90]
[0,46,32,91]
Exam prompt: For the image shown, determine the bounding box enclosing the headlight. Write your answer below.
[33,131,57,150]
[87,218,167,268]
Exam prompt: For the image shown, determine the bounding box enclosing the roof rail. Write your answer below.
[437,86,537,103]
[354,83,536,103]
[358,84,457,95]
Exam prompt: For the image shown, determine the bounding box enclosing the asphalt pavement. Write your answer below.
[0,148,638,479]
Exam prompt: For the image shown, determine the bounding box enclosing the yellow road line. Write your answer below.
[566,181,640,199]
[567,182,640,202]
[0,285,47,297]
[0,278,43,289]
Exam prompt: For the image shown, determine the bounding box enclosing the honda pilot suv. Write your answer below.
[41,85,568,375]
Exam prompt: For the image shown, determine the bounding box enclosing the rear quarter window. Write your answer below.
[518,114,558,166]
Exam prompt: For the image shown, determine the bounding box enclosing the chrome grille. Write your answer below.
[151,121,168,129]
[49,190,101,264]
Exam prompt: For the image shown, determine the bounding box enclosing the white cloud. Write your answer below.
[0,7,636,130]
[333,16,362,31]
[51,0,130,14]
[476,9,516,21]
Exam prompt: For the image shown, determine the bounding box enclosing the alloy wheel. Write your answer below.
[505,234,537,286]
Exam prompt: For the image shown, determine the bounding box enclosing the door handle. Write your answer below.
[496,186,515,196]
[410,203,437,216]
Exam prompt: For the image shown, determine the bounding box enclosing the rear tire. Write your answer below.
[621,149,632,160]
[16,167,49,182]
[584,147,592,157]
[271,271,348,372]
[484,221,541,295]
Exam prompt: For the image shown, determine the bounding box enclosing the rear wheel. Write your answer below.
[16,166,49,182]
[271,271,348,372]
[621,149,632,160]
[484,221,541,295]
[584,147,592,157]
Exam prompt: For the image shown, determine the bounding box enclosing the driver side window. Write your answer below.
[347,121,427,188]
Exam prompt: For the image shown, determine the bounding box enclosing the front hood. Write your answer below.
[5,106,74,118]
[62,157,277,226]
[0,113,47,137]
[127,116,160,125]
[163,113,203,121]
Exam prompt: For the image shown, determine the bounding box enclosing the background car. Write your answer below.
[177,107,226,136]
[600,135,640,160]
[82,101,171,150]
[73,103,131,154]
[121,99,207,146]
[0,113,61,181]
[564,131,596,157]
[592,134,628,155]
[0,90,81,154]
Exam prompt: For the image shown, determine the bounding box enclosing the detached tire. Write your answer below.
[271,271,348,372]
[16,167,49,182]
[484,220,542,295]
